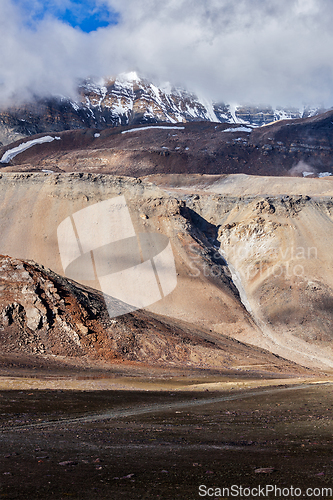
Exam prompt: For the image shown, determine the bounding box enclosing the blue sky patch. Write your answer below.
[13,0,119,32]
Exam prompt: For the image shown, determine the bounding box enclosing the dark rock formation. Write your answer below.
[0,255,303,372]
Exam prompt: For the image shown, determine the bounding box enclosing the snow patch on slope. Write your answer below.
[0,136,60,163]
[318,172,333,178]
[198,96,219,123]
[122,126,185,134]
[223,126,253,133]
[228,104,250,125]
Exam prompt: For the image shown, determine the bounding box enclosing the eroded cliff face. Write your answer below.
[140,175,333,369]
[0,172,257,351]
[215,195,333,368]
[0,172,333,369]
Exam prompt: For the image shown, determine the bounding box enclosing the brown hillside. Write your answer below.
[0,255,306,375]
[1,113,333,177]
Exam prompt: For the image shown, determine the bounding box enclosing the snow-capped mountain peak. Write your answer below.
[0,73,329,146]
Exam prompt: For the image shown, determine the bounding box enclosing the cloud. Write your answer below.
[289,160,317,176]
[1,0,333,107]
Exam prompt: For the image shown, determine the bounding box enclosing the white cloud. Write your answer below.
[1,0,333,107]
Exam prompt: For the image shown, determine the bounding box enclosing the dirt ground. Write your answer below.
[0,374,332,500]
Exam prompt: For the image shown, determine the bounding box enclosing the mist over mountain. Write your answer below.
[0,73,329,147]
[2,1,333,109]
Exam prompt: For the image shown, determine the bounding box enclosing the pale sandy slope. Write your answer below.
[144,173,333,197]
[0,172,258,353]
[1,172,333,369]
[146,174,333,369]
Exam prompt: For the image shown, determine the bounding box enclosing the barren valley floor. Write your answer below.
[0,372,332,499]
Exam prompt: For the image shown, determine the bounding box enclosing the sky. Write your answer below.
[1,0,333,108]
[12,0,118,32]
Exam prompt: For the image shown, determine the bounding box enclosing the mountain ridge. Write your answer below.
[0,73,328,146]
[2,112,333,178]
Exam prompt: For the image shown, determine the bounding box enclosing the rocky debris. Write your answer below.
[278,195,311,216]
[0,256,99,357]
[250,195,310,217]
[0,255,305,373]
[254,467,275,474]
[218,217,281,245]
[255,199,275,215]
[216,197,312,266]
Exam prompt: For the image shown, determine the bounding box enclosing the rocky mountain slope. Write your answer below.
[0,73,327,146]
[153,173,333,369]
[0,172,255,342]
[1,112,333,177]
[0,172,332,370]
[0,254,304,374]
[0,256,297,371]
